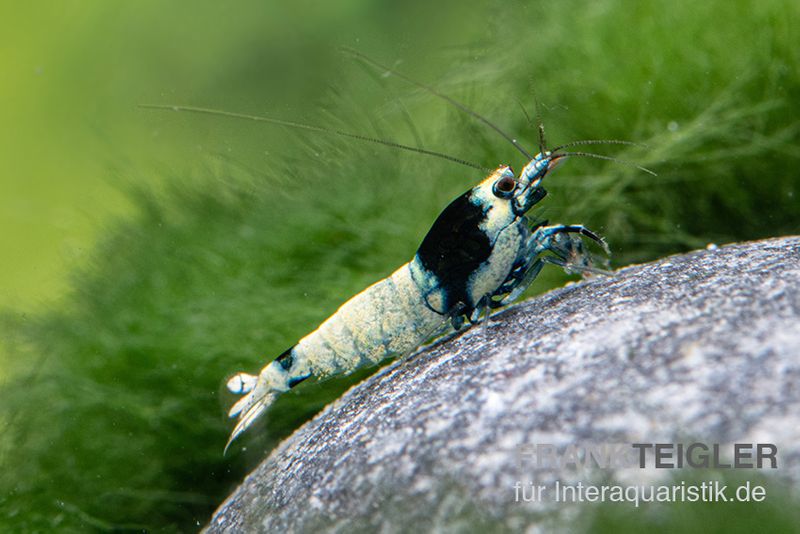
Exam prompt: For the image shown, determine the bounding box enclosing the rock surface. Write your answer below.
[207,237,800,532]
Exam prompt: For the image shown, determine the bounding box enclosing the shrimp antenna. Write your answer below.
[341,47,533,160]
[139,104,491,173]
[515,99,533,127]
[511,98,651,174]
[551,139,647,152]
[533,96,547,156]
[516,94,548,156]
[554,151,657,176]
[515,98,541,149]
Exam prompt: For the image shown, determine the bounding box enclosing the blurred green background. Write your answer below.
[1,0,798,531]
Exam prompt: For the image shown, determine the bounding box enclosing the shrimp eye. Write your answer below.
[492,176,516,199]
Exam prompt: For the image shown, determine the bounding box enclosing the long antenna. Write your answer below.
[534,97,547,156]
[515,99,534,130]
[517,96,548,157]
[342,47,533,160]
[139,104,490,172]
[520,90,648,160]
[551,139,646,152]
[555,151,657,176]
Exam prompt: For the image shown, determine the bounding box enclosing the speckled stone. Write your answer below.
[207,237,800,533]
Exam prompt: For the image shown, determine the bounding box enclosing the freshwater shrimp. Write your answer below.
[144,51,652,453]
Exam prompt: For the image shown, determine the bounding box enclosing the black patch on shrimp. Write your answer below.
[275,347,295,371]
[288,374,310,388]
[416,191,491,313]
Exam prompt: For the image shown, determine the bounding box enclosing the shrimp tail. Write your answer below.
[223,365,288,454]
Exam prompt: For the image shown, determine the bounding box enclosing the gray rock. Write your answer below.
[207,237,800,532]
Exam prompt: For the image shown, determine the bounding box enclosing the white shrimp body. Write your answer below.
[291,263,446,376]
